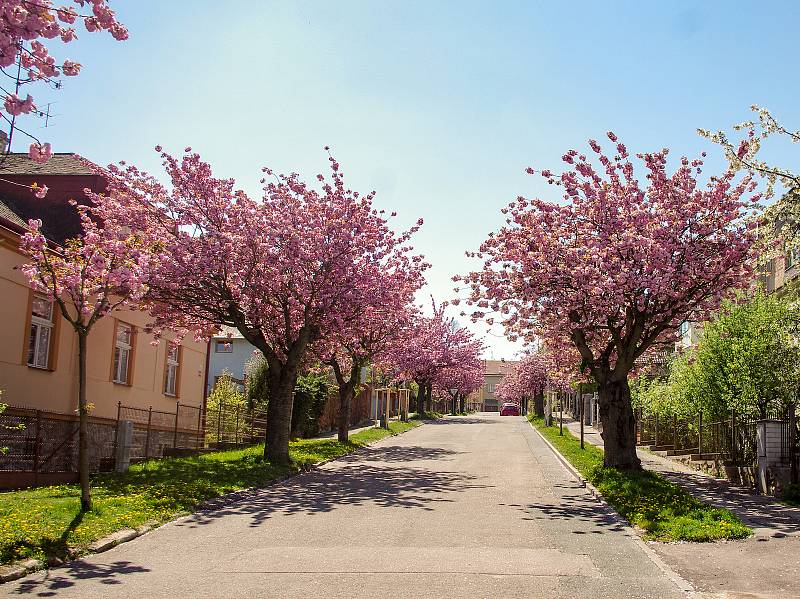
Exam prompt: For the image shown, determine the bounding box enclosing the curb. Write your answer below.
[528,420,696,597]
[0,521,158,584]
[0,421,423,585]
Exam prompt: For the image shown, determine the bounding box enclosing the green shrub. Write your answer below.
[291,372,331,439]
[411,410,443,420]
[782,483,800,506]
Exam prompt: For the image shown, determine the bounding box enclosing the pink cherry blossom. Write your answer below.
[20,193,153,511]
[459,135,759,469]
[0,1,126,162]
[385,302,484,413]
[28,142,52,163]
[31,183,48,198]
[3,93,34,115]
[96,148,426,463]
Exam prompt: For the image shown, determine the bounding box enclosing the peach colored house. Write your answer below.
[0,154,207,420]
[466,359,518,412]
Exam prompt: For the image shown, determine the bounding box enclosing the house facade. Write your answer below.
[0,154,207,421]
[467,359,518,412]
[206,327,257,395]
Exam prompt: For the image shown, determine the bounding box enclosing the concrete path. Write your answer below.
[1,414,686,599]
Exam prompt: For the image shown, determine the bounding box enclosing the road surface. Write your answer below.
[2,414,686,598]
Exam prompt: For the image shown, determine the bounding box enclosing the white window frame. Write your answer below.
[28,295,54,369]
[164,345,179,396]
[113,323,133,384]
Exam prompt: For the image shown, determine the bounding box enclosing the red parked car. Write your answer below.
[500,403,520,416]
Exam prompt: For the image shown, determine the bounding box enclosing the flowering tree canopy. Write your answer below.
[495,352,550,404]
[389,304,483,413]
[101,148,424,462]
[318,262,427,441]
[0,1,127,167]
[700,105,800,246]
[459,134,759,469]
[431,330,484,410]
[20,192,151,511]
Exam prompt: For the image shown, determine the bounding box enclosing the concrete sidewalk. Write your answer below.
[1,414,686,598]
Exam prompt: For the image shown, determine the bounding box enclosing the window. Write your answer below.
[678,321,689,336]
[113,323,133,384]
[164,345,180,396]
[787,248,800,270]
[486,383,496,394]
[215,340,233,353]
[28,295,54,369]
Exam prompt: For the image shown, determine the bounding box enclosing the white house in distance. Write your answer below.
[206,326,258,395]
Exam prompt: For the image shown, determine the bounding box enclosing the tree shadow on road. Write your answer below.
[9,560,150,597]
[514,486,627,535]
[339,445,462,463]
[178,458,491,530]
[427,417,497,426]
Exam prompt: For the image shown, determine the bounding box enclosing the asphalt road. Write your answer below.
[1,414,687,598]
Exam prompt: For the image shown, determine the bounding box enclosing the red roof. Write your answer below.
[0,153,106,244]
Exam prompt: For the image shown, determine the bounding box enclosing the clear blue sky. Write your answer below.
[27,1,800,359]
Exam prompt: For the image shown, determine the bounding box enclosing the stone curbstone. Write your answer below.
[0,558,44,583]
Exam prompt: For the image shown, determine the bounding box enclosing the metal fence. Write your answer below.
[204,401,268,446]
[635,407,798,469]
[1,384,388,488]
[0,405,118,487]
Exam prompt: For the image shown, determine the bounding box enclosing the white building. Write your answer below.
[206,326,259,395]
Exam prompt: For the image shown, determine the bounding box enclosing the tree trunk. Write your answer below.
[337,387,352,443]
[77,331,91,512]
[597,378,641,470]
[425,382,432,413]
[336,362,360,443]
[534,392,544,417]
[264,362,300,463]
[459,395,465,414]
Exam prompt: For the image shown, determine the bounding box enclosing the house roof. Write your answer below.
[0,198,26,228]
[483,359,518,375]
[0,153,106,244]
[0,153,96,176]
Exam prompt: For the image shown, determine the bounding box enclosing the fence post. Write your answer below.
[698,412,703,456]
[112,400,122,464]
[235,407,241,444]
[217,399,223,446]
[173,401,180,449]
[654,415,659,447]
[145,406,153,459]
[673,414,678,450]
[789,405,797,484]
[33,409,41,484]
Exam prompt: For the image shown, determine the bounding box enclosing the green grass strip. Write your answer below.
[0,420,419,565]
[529,415,751,542]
